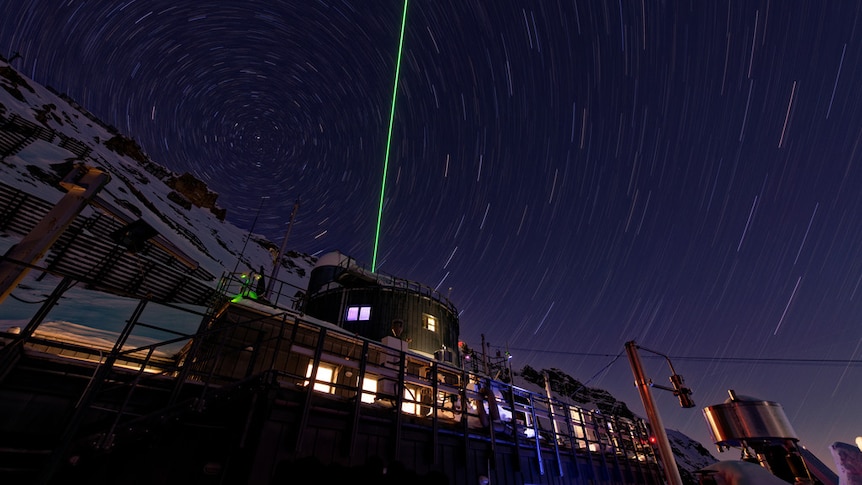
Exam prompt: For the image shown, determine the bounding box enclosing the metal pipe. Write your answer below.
[431,362,440,465]
[349,341,369,459]
[528,393,545,476]
[542,371,564,477]
[625,340,683,485]
[295,327,327,452]
[0,275,74,379]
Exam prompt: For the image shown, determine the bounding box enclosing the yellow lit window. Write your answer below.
[401,386,419,415]
[305,363,334,393]
[423,314,437,332]
[361,376,378,403]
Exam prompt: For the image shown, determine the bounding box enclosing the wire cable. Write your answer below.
[506,346,862,367]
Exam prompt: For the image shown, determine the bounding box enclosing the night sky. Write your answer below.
[3,0,861,463]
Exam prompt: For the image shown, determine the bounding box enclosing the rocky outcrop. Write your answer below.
[520,365,637,419]
[167,190,192,210]
[519,365,718,485]
[104,134,149,166]
[167,172,226,220]
[0,64,35,102]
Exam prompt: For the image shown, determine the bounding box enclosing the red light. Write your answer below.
[649,436,657,444]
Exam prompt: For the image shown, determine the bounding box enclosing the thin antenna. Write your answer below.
[266,197,300,299]
[372,0,409,273]
[231,196,269,278]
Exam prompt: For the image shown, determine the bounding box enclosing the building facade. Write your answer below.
[304,251,460,364]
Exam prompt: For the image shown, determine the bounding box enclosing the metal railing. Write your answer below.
[0,265,662,483]
[178,304,663,480]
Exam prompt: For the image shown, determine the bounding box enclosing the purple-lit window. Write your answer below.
[346,305,371,321]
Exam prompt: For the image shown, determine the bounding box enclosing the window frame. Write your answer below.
[423,313,437,332]
[345,305,372,321]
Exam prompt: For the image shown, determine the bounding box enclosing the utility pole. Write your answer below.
[625,341,684,485]
[266,197,300,299]
[231,196,269,278]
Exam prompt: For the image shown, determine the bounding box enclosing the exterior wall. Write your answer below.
[179,305,663,485]
[1,303,665,485]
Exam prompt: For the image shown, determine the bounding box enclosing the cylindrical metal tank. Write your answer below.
[702,390,798,447]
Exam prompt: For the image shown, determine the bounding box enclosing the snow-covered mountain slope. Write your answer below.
[1,59,315,352]
[1,58,314,293]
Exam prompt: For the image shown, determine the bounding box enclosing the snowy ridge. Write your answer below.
[0,58,313,287]
[1,58,315,351]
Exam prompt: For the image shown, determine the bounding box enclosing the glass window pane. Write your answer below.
[361,377,377,403]
[346,307,359,321]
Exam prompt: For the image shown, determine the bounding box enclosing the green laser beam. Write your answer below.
[372,0,409,273]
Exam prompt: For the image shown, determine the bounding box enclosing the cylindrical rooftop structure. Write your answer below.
[304,251,461,364]
[703,390,798,447]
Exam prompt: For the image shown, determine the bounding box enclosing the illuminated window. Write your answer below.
[361,376,378,403]
[401,386,419,415]
[423,314,437,332]
[346,305,371,321]
[305,363,335,393]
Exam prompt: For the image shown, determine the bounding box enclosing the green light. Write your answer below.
[231,273,259,302]
[372,0,409,273]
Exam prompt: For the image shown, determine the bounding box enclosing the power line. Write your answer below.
[506,346,862,367]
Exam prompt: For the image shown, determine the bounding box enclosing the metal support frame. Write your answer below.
[268,313,289,371]
[0,275,74,380]
[393,348,406,461]
[528,393,544,476]
[38,297,149,484]
[546,397,564,477]
[99,346,156,449]
[484,378,497,469]
[460,366,470,471]
[348,340,370,459]
[506,383,522,472]
[431,361,440,465]
[295,327,327,452]
[168,297,231,405]
[542,371,564,478]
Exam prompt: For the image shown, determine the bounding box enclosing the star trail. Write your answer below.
[3,0,861,463]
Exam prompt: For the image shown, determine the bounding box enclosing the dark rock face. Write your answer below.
[167,190,192,210]
[167,172,226,220]
[0,65,35,102]
[104,134,149,165]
